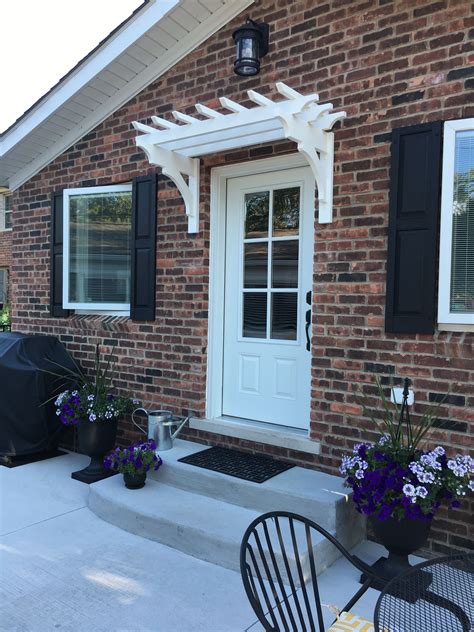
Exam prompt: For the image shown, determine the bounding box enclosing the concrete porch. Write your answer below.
[0,449,400,631]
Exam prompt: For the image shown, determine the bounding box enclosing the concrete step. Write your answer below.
[149,439,364,548]
[88,475,340,575]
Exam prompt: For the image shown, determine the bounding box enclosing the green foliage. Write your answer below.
[0,304,10,328]
[357,378,447,457]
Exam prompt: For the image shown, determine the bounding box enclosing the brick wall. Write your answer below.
[11,0,473,554]
[0,230,11,272]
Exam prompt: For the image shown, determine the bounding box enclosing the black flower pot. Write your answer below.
[71,419,118,484]
[361,516,432,590]
[123,471,147,489]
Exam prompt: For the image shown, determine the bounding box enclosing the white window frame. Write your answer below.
[438,118,474,326]
[0,194,12,232]
[63,184,132,312]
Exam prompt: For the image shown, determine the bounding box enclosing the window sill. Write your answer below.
[438,323,474,332]
[189,416,321,455]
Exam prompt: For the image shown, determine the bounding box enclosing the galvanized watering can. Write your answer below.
[132,408,188,451]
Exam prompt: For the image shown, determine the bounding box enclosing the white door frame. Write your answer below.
[206,153,314,422]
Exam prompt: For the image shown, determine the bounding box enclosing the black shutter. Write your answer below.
[130,174,157,321]
[50,190,70,318]
[385,121,442,334]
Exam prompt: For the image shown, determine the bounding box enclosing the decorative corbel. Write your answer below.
[135,139,200,233]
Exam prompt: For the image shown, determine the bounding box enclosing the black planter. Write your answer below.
[71,419,118,484]
[361,516,432,590]
[123,471,147,489]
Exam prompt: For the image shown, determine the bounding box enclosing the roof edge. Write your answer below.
[0,0,181,154]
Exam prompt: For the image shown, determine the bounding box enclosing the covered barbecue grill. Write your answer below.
[0,333,75,456]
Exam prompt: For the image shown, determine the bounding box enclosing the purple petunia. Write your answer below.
[340,436,473,522]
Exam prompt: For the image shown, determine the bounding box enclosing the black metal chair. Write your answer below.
[240,511,381,632]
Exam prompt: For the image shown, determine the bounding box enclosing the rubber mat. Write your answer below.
[178,446,294,483]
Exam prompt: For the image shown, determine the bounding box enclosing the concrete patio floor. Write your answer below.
[0,452,386,632]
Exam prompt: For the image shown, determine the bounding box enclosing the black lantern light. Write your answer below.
[232,18,269,76]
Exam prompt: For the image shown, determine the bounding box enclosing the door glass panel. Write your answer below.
[271,293,297,340]
[243,293,267,338]
[244,243,268,288]
[245,191,269,238]
[272,240,299,288]
[273,187,300,236]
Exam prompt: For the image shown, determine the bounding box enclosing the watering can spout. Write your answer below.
[171,416,189,440]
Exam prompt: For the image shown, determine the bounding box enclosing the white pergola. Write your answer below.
[132,82,346,233]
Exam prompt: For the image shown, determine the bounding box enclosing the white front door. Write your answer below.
[222,167,314,429]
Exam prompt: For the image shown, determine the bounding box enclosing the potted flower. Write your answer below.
[52,344,139,483]
[340,379,473,584]
[104,439,162,489]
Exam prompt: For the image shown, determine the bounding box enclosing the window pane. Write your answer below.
[450,130,474,313]
[245,191,269,238]
[273,187,300,236]
[243,292,267,338]
[244,243,268,288]
[3,196,12,230]
[272,240,299,288]
[0,269,6,304]
[271,293,297,340]
[69,191,132,305]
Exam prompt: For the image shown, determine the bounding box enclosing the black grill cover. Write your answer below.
[0,333,76,456]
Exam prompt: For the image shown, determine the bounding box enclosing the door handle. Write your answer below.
[305,309,311,351]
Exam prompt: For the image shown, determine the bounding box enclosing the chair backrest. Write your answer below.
[240,511,366,632]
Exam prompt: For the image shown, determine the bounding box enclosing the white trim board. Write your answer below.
[206,153,318,444]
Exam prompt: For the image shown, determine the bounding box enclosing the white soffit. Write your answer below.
[0,0,255,190]
[133,81,346,232]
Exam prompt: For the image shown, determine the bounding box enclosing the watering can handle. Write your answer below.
[132,408,148,435]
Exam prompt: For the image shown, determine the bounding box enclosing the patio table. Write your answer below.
[374,552,474,632]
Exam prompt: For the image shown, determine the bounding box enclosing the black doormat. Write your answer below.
[178,446,294,483]
[0,449,67,468]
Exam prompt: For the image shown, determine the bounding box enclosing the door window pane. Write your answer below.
[271,293,297,340]
[273,187,300,236]
[69,191,132,305]
[272,240,299,288]
[244,243,268,288]
[245,191,269,238]
[243,292,267,338]
[450,130,474,313]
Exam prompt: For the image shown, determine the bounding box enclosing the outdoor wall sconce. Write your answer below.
[232,19,269,76]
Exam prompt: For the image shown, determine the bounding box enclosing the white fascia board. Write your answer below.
[0,1,179,156]
[6,0,255,191]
